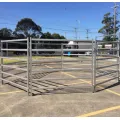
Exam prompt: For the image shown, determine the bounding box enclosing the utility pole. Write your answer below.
[76,20,80,39]
[112,2,119,39]
[74,27,78,40]
[86,29,90,40]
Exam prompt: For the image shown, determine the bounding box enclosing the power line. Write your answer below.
[0,22,99,34]
[0,23,16,25]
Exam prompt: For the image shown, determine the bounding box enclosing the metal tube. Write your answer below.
[33,76,92,81]
[92,39,96,93]
[92,39,94,92]
[1,78,28,90]
[1,65,27,71]
[27,37,30,96]
[117,33,120,82]
[1,39,27,42]
[97,54,118,57]
[96,57,117,60]
[32,59,92,63]
[0,40,3,84]
[32,68,92,72]
[97,48,118,50]
[31,43,93,46]
[1,49,27,51]
[32,38,93,42]
[96,41,119,44]
[61,43,63,70]
[29,37,32,96]
[97,64,119,69]
[1,71,27,80]
[5,42,27,45]
[32,49,92,52]
[96,70,118,78]
[96,77,118,86]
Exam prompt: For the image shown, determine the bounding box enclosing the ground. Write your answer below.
[0,56,120,117]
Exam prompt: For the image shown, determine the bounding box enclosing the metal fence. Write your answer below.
[94,34,120,91]
[0,36,120,95]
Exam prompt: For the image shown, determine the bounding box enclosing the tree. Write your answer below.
[41,32,52,39]
[13,31,25,39]
[98,12,120,41]
[60,35,66,39]
[0,28,13,39]
[52,33,61,39]
[40,32,67,50]
[15,18,42,38]
[52,33,66,39]
[41,32,66,39]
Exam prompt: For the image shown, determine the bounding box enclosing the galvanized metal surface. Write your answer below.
[0,36,120,96]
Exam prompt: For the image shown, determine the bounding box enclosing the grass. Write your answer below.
[0,55,92,64]
[0,56,70,64]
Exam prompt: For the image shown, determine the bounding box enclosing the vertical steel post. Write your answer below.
[96,39,98,69]
[27,37,30,96]
[29,37,32,95]
[91,40,94,92]
[92,39,96,93]
[0,40,3,84]
[61,43,63,70]
[117,33,120,82]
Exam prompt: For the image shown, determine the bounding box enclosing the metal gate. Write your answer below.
[0,37,120,95]
[94,34,120,92]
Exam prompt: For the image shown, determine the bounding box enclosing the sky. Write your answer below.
[0,2,120,40]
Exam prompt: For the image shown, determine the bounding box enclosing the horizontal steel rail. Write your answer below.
[1,71,27,80]
[1,78,27,91]
[1,39,27,42]
[97,54,118,57]
[32,59,92,63]
[1,65,27,71]
[1,57,27,61]
[6,41,27,44]
[32,38,93,42]
[31,86,63,90]
[1,49,27,51]
[32,68,92,72]
[96,70,118,78]
[31,43,61,45]
[97,70,119,78]
[96,64,119,70]
[96,77,118,86]
[62,63,91,65]
[32,54,62,56]
[64,43,93,45]
[34,63,91,65]
[32,49,92,52]
[63,54,92,56]
[96,41,119,43]
[96,57,117,60]
[31,43,93,46]
[33,76,92,81]
[97,48,118,50]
